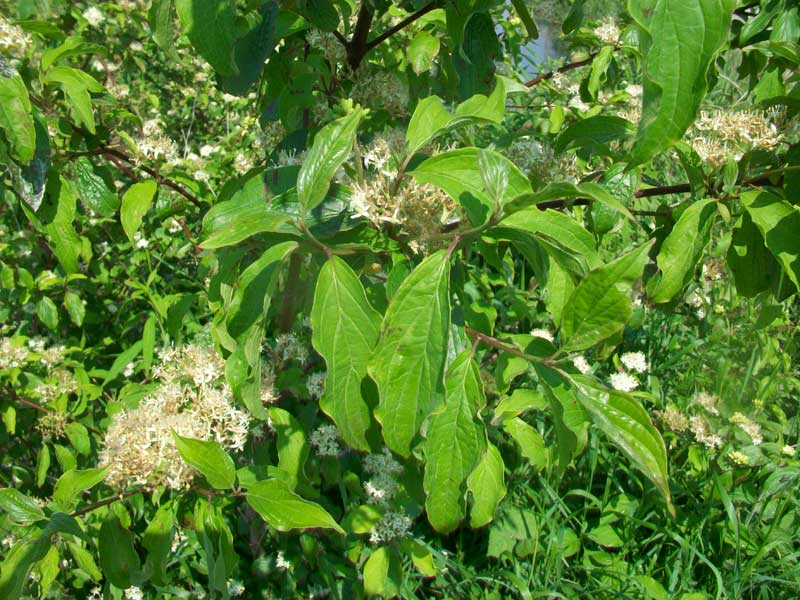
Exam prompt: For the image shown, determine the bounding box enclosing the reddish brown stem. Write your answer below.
[525,53,598,87]
[71,487,150,517]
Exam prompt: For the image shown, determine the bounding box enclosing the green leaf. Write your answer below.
[200,171,290,249]
[297,107,364,212]
[98,515,141,589]
[267,407,308,489]
[369,250,451,457]
[44,66,103,133]
[63,291,85,326]
[36,445,50,487]
[41,36,104,71]
[588,45,615,100]
[0,535,51,600]
[627,0,734,166]
[311,257,381,451]
[149,0,179,59]
[121,180,157,243]
[65,422,90,455]
[510,0,539,39]
[648,198,716,303]
[0,66,35,163]
[561,242,652,351]
[36,296,59,330]
[363,546,401,598]
[742,191,800,290]
[412,147,531,225]
[175,0,238,75]
[554,115,636,154]
[74,158,119,217]
[0,488,46,525]
[407,31,440,75]
[51,467,108,511]
[466,443,506,528]
[727,212,773,298]
[142,503,174,586]
[66,542,102,581]
[405,81,506,155]
[222,1,279,95]
[246,478,345,533]
[173,434,236,490]
[503,417,548,470]
[572,377,673,514]
[423,350,487,534]
[226,241,297,340]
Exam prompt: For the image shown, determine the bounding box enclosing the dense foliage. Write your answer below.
[1,0,799,598]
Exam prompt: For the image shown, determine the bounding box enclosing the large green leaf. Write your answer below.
[0,66,35,163]
[627,0,734,166]
[267,407,308,488]
[369,250,451,457]
[571,376,673,514]
[121,180,157,243]
[246,479,344,533]
[0,535,51,600]
[175,0,238,75]
[423,350,487,534]
[74,157,119,217]
[173,434,236,490]
[742,191,800,290]
[466,442,506,528]
[561,242,652,351]
[43,66,103,133]
[297,107,364,212]
[222,1,278,95]
[411,147,531,225]
[311,257,381,451]
[142,503,174,586]
[0,488,46,525]
[648,198,716,303]
[98,515,141,589]
[51,467,108,511]
[225,241,298,340]
[554,115,636,154]
[148,0,179,59]
[727,212,773,298]
[405,80,505,155]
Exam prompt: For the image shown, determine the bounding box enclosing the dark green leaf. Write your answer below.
[98,515,141,589]
[175,0,238,75]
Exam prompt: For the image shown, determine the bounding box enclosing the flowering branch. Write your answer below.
[7,388,102,436]
[465,327,553,366]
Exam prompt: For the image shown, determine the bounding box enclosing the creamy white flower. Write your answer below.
[609,371,639,392]
[124,587,143,600]
[369,510,412,544]
[123,362,135,378]
[620,351,648,374]
[276,551,291,570]
[309,424,340,457]
[530,329,554,342]
[572,355,592,375]
[82,7,105,27]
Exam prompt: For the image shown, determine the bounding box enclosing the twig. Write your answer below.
[465,327,548,365]
[365,1,439,53]
[71,487,149,517]
[525,53,598,87]
[8,389,102,436]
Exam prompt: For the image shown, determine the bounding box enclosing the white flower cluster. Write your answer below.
[572,355,592,375]
[136,119,180,165]
[530,329,554,342]
[0,337,30,370]
[0,16,31,58]
[609,351,648,392]
[369,510,412,544]
[693,391,719,415]
[690,108,785,168]
[363,447,404,506]
[505,137,579,183]
[595,18,621,46]
[689,415,723,449]
[350,134,458,253]
[82,7,105,27]
[306,371,326,400]
[658,405,689,433]
[309,424,341,457]
[124,587,143,600]
[730,412,763,445]
[349,68,409,117]
[271,333,310,366]
[99,344,250,489]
